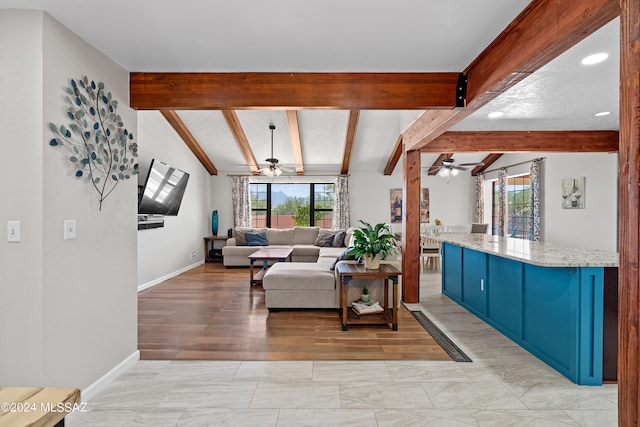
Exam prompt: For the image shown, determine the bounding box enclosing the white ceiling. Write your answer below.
[0,1,620,175]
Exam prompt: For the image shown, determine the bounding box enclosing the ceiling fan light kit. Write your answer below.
[259,124,291,176]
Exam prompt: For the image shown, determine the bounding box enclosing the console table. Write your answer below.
[203,235,227,263]
[0,387,81,427]
[336,263,401,331]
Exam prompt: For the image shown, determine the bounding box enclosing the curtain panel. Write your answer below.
[528,160,541,241]
[331,175,350,230]
[474,174,484,224]
[498,168,507,237]
[231,176,251,228]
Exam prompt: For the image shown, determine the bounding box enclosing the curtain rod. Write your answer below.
[481,157,545,175]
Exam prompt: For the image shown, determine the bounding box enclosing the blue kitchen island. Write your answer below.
[440,234,618,385]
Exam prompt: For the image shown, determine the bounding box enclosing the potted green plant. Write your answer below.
[360,286,370,303]
[348,220,398,270]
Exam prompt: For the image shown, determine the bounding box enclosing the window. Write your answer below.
[249,183,335,228]
[492,174,531,238]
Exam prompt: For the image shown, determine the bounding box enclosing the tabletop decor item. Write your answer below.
[360,286,370,303]
[348,220,397,270]
[211,210,219,235]
[49,76,139,211]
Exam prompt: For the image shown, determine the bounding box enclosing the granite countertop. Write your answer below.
[437,234,619,267]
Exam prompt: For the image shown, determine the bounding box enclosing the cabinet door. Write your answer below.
[462,248,486,315]
[487,255,522,337]
[442,243,462,300]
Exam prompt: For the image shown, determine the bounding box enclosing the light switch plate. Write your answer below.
[7,221,20,242]
[64,220,76,240]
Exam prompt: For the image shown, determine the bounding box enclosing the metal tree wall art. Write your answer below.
[49,76,139,211]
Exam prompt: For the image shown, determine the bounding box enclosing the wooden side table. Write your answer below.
[336,263,401,331]
[204,236,227,263]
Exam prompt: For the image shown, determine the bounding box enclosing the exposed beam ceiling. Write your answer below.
[403,0,619,151]
[420,131,619,153]
[130,73,460,110]
[286,111,304,175]
[159,110,218,175]
[340,111,360,175]
[472,154,504,175]
[221,110,260,175]
[427,153,454,176]
[383,135,403,176]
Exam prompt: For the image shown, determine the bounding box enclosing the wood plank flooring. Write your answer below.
[138,262,450,361]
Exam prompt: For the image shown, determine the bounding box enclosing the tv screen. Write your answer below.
[138,159,190,216]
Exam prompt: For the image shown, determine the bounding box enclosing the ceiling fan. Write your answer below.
[426,157,485,180]
[259,124,294,176]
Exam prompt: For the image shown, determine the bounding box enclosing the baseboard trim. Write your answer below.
[82,350,140,401]
[137,260,204,292]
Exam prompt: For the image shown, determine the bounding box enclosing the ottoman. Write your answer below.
[262,262,339,310]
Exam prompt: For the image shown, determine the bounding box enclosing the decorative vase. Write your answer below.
[211,210,219,235]
[360,294,370,303]
[364,254,380,270]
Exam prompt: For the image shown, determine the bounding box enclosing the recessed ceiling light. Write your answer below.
[581,53,608,65]
[488,112,504,118]
[594,111,611,117]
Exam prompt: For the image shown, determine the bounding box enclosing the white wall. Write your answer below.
[482,152,618,251]
[421,172,475,227]
[137,111,211,288]
[1,10,139,391]
[0,9,45,385]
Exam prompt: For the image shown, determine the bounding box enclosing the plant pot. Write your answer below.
[364,254,380,270]
[360,294,370,303]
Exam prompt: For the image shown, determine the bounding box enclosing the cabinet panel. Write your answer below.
[442,243,462,300]
[462,248,486,315]
[487,255,522,337]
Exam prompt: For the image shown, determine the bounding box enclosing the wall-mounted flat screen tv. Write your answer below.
[138,159,190,216]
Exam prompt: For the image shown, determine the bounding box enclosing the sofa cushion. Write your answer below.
[267,228,294,245]
[294,227,320,245]
[246,231,268,246]
[234,227,267,246]
[314,229,335,247]
[292,244,321,258]
[331,230,346,247]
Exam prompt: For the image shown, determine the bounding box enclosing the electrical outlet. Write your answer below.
[191,252,197,259]
[64,220,76,240]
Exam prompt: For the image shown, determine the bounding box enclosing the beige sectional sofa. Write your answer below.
[222,226,350,267]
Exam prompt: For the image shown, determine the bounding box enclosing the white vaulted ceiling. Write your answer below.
[0,1,619,175]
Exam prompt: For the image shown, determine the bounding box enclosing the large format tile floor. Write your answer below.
[67,271,618,426]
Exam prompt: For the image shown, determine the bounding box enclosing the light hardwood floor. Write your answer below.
[138,262,450,361]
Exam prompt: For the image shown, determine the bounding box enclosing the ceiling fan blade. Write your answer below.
[458,162,485,167]
[452,165,469,171]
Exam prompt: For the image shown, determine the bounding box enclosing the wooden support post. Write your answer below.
[402,149,421,303]
[618,0,640,424]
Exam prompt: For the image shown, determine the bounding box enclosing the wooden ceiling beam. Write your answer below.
[403,0,619,151]
[341,110,360,175]
[426,153,454,176]
[286,111,304,175]
[221,110,260,175]
[160,110,218,175]
[471,153,504,176]
[383,135,404,176]
[419,131,619,153]
[130,72,460,110]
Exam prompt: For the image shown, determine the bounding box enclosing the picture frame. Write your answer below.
[561,177,585,209]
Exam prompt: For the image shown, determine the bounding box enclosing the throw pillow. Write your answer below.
[314,229,335,247]
[331,230,346,247]
[234,227,252,246]
[246,231,268,246]
[330,247,357,270]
